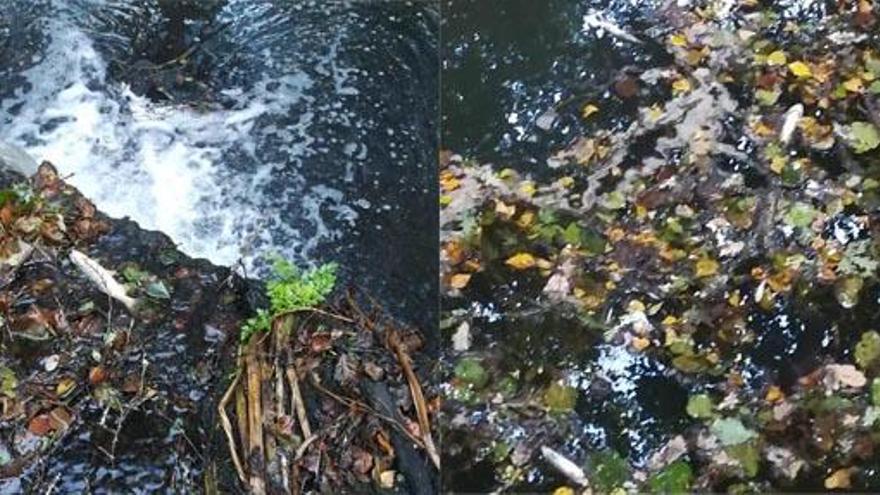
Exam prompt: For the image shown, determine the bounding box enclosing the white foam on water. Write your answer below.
[0,19,357,270]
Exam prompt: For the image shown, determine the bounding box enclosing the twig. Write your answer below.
[217,371,247,484]
[294,435,319,461]
[308,373,425,449]
[387,330,440,469]
[274,329,291,494]
[245,340,266,495]
[285,359,312,440]
[273,307,355,324]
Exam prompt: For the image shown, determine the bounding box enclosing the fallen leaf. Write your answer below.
[582,103,600,119]
[28,414,52,436]
[672,77,692,93]
[823,364,867,390]
[439,170,460,192]
[451,321,471,352]
[767,50,787,66]
[849,121,880,153]
[88,366,109,385]
[449,273,471,289]
[844,77,864,93]
[544,382,578,412]
[495,200,516,219]
[668,33,687,47]
[632,336,651,351]
[765,385,783,402]
[788,61,813,78]
[506,253,537,270]
[55,377,76,397]
[379,470,396,488]
[710,417,757,446]
[825,468,853,490]
[695,257,720,278]
[614,77,639,99]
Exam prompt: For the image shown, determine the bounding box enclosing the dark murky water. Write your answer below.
[442,0,880,492]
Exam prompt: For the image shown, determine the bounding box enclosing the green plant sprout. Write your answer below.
[240,257,338,343]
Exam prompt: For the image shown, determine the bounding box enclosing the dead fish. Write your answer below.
[69,249,138,312]
[582,11,642,44]
[540,446,590,487]
[780,103,803,145]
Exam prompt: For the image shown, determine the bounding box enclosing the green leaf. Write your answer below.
[710,417,757,446]
[686,394,714,419]
[855,331,880,369]
[122,265,148,284]
[455,357,489,389]
[870,80,880,94]
[562,223,583,246]
[145,281,171,299]
[872,378,880,406]
[838,240,879,278]
[0,367,17,398]
[727,442,760,478]
[755,89,780,106]
[266,262,338,314]
[603,190,626,210]
[849,122,880,154]
[783,202,817,229]
[589,450,630,492]
[672,354,708,373]
[543,382,578,412]
[647,460,693,494]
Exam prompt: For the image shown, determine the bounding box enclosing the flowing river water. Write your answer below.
[0,0,439,332]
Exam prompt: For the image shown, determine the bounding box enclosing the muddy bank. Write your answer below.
[0,160,248,492]
[0,157,438,494]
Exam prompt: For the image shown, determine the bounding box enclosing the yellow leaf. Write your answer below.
[668,33,687,47]
[558,176,575,188]
[449,273,471,289]
[844,77,864,93]
[765,385,783,402]
[581,103,600,119]
[628,299,646,312]
[56,378,76,397]
[439,170,460,192]
[516,210,535,228]
[647,103,664,122]
[632,336,651,351]
[788,61,812,78]
[695,257,720,277]
[770,156,787,174]
[495,200,516,219]
[520,181,536,197]
[497,168,517,180]
[672,77,692,94]
[767,50,787,66]
[505,253,536,270]
[825,468,852,490]
[439,195,452,207]
[685,48,708,66]
[552,488,575,495]
[662,315,680,326]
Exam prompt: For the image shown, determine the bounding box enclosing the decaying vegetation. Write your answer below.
[442,1,880,492]
[218,284,439,494]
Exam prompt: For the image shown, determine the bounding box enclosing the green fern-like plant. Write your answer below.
[240,258,338,343]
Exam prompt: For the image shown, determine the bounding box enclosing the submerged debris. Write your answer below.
[442,0,880,492]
